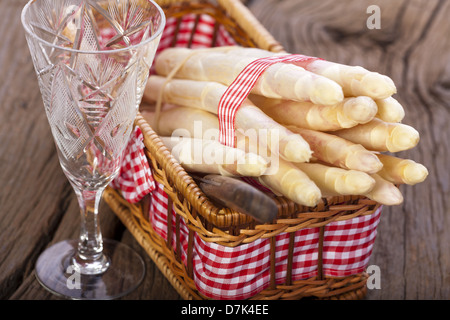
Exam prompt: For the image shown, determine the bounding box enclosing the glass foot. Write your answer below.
[35,239,145,300]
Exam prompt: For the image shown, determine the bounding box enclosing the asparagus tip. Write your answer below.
[310,77,344,106]
[346,152,383,174]
[236,154,269,177]
[389,124,420,152]
[343,96,378,124]
[403,162,429,185]
[294,185,322,207]
[282,139,313,163]
[360,72,397,100]
[341,171,376,194]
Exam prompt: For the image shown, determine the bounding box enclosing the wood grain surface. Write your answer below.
[0,0,448,300]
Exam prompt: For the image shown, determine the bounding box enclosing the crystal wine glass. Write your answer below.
[21,0,165,299]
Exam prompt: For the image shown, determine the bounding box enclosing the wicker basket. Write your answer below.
[103,0,382,300]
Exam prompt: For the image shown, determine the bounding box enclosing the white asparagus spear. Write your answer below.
[376,153,428,185]
[142,105,291,168]
[144,75,312,163]
[160,136,269,177]
[363,174,404,205]
[154,47,344,105]
[233,130,322,207]
[331,118,420,152]
[287,126,383,173]
[253,95,378,131]
[209,46,397,100]
[302,60,396,100]
[375,97,405,123]
[141,105,219,138]
[141,107,322,207]
[294,162,376,196]
[258,158,322,207]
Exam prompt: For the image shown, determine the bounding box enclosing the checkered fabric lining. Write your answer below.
[110,126,155,203]
[149,182,382,300]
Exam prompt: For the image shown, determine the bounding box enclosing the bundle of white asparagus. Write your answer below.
[141,46,428,207]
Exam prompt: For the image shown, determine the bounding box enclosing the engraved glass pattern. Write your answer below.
[21,0,165,299]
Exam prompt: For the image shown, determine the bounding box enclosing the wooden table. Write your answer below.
[1,0,448,300]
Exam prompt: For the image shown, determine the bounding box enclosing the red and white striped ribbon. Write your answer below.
[217,54,321,147]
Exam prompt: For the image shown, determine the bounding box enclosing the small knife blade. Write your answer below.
[192,174,278,223]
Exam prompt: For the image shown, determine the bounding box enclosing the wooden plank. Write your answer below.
[247,0,450,300]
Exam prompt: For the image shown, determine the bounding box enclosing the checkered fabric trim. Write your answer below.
[323,212,380,276]
[157,14,237,52]
[151,14,237,75]
[148,182,382,300]
[110,126,155,203]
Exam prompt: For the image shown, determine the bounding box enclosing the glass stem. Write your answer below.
[72,186,110,275]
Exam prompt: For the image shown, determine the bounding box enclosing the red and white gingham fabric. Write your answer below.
[151,14,237,74]
[149,181,382,300]
[110,15,383,300]
[156,14,236,52]
[217,54,321,147]
[110,126,155,203]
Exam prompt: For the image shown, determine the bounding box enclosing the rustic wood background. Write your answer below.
[0,0,448,300]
